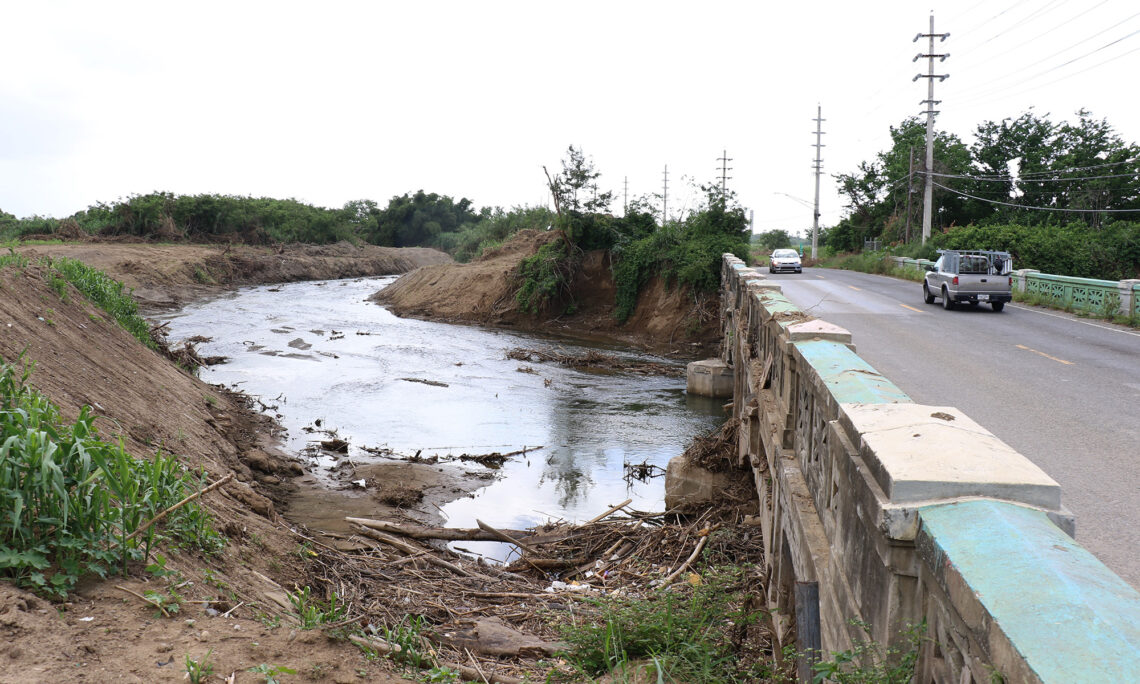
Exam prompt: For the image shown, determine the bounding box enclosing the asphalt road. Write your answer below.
[768,267,1140,589]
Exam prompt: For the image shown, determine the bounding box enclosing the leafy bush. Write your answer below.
[0,358,224,598]
[515,238,576,314]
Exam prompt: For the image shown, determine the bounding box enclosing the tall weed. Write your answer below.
[0,357,223,597]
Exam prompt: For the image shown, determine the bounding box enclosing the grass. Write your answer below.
[554,566,768,683]
[810,620,924,684]
[0,356,224,598]
[40,256,158,350]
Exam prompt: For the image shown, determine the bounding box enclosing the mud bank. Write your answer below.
[374,230,722,357]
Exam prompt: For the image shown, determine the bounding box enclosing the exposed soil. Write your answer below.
[374,230,721,358]
[19,241,452,310]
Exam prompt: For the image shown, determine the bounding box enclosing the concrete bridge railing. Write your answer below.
[718,254,1140,683]
[890,256,1140,319]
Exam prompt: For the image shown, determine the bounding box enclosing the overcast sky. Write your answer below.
[3,1,1139,236]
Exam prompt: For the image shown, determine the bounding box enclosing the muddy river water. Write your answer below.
[161,277,723,554]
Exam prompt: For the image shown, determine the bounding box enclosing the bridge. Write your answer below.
[702,254,1140,683]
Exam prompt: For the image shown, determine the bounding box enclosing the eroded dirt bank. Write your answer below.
[374,230,721,358]
[19,241,452,309]
[0,244,454,683]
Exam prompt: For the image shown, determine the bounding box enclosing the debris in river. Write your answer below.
[320,438,349,453]
[400,377,449,387]
[623,459,665,483]
[505,347,682,377]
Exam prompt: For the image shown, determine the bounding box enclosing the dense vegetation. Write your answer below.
[0,191,551,264]
[522,146,751,321]
[826,110,1140,280]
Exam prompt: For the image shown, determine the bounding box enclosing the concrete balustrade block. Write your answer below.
[839,404,1061,510]
[918,501,1140,683]
[787,319,852,344]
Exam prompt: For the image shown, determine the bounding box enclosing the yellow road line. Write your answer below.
[847,285,862,291]
[1015,344,1074,365]
[899,304,924,313]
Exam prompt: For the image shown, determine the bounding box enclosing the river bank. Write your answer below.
[1,239,763,682]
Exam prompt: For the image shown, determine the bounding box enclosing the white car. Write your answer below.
[769,249,802,274]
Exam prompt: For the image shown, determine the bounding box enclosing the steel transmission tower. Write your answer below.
[662,165,669,225]
[914,14,949,244]
[811,105,825,259]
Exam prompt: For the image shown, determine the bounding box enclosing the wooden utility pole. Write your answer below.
[811,105,825,259]
[914,14,949,244]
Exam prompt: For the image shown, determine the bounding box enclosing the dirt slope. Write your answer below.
[0,254,437,682]
[20,241,451,309]
[375,230,720,357]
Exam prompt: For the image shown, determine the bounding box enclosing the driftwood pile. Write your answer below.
[282,496,764,683]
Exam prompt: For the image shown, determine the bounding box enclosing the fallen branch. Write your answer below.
[115,584,171,617]
[351,525,494,581]
[126,472,234,542]
[476,519,538,555]
[583,498,633,525]
[659,535,709,588]
[347,517,520,542]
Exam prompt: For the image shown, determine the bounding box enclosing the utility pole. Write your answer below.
[623,176,628,215]
[811,105,825,260]
[905,146,914,243]
[662,165,669,225]
[717,149,733,197]
[914,14,949,244]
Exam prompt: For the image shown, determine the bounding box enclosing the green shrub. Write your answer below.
[515,238,576,314]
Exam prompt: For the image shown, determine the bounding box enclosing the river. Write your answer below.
[160,277,724,555]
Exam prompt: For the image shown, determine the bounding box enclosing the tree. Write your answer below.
[755,229,792,250]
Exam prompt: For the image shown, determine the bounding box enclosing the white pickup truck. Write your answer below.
[923,249,1013,312]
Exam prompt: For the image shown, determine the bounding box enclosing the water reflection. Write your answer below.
[159,276,724,536]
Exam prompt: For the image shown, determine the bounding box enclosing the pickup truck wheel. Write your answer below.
[923,283,935,304]
[992,302,1005,312]
[941,287,955,310]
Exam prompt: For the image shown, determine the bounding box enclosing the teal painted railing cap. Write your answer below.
[920,500,1140,683]
[794,339,910,405]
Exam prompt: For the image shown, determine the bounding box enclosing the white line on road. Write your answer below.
[1009,304,1140,338]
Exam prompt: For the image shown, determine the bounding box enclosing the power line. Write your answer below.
[929,170,1139,183]
[952,0,1109,72]
[978,43,1140,106]
[954,12,1140,103]
[931,181,1140,212]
